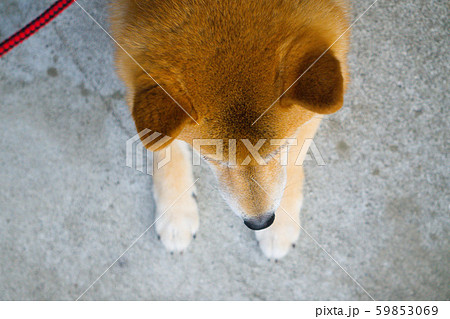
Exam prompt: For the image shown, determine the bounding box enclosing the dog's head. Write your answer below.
[126,1,349,229]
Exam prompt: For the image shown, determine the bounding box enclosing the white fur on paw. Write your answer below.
[155,195,199,253]
[255,223,300,259]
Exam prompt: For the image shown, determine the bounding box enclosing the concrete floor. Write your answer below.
[0,0,448,300]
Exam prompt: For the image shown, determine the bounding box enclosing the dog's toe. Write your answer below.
[155,199,199,253]
[157,221,196,252]
[256,225,300,259]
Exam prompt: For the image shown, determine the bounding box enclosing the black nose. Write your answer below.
[243,212,275,230]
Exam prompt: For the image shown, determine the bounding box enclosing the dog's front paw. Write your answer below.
[155,194,199,253]
[255,219,300,260]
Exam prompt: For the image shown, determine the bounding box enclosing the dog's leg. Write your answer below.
[256,164,304,259]
[256,117,322,259]
[152,140,199,253]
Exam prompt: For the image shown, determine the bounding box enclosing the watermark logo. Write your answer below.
[126,129,172,175]
[193,138,325,166]
[126,129,325,175]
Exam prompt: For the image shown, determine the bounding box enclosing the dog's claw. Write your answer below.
[192,234,196,239]
[292,243,296,248]
[155,187,199,253]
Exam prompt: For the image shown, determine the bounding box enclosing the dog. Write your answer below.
[110,0,350,259]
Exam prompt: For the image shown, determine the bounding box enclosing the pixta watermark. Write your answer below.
[126,129,325,175]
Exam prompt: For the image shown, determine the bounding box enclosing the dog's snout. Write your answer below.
[243,212,275,230]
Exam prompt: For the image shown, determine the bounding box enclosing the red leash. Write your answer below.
[0,0,75,58]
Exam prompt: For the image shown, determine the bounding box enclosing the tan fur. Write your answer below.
[110,0,350,257]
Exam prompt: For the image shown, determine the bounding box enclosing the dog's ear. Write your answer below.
[132,85,196,151]
[282,49,344,114]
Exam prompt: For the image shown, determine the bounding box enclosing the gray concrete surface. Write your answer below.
[0,0,448,300]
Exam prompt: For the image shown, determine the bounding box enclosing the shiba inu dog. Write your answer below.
[110,0,350,259]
